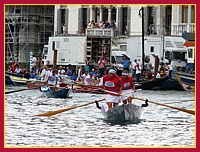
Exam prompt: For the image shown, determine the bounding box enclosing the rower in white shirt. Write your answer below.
[81,70,90,86]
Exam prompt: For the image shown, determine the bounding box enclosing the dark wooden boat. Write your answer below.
[175,72,195,91]
[5,75,35,85]
[151,79,182,90]
[5,75,14,85]
[5,72,39,85]
[136,75,169,90]
[40,86,71,98]
[5,71,24,77]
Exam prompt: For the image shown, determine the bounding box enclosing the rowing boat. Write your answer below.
[40,86,71,98]
[5,74,39,85]
[72,85,104,94]
[27,81,47,89]
[95,100,148,124]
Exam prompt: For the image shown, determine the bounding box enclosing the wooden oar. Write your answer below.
[133,96,195,115]
[162,100,194,105]
[103,89,142,96]
[5,87,38,94]
[36,98,105,117]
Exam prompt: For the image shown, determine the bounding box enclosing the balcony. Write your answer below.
[85,28,114,37]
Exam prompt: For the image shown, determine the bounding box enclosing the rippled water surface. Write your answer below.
[5,85,195,147]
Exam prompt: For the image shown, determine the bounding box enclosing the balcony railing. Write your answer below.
[54,23,195,38]
[85,28,114,37]
[149,23,195,36]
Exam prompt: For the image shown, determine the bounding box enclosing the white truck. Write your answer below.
[43,36,87,68]
[127,35,188,69]
[43,36,129,73]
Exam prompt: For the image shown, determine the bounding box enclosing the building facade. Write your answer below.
[5,4,195,65]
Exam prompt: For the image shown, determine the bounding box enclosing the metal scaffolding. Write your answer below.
[5,5,54,64]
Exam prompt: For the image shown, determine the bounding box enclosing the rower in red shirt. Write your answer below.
[120,70,136,104]
[103,69,122,110]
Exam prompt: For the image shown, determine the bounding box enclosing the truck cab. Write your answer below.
[111,49,129,75]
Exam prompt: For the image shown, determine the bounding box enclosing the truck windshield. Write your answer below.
[116,56,123,63]
[165,51,186,62]
[172,52,186,61]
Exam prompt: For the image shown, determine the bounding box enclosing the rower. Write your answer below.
[103,69,122,110]
[120,70,136,104]
[81,70,90,89]
[47,69,58,91]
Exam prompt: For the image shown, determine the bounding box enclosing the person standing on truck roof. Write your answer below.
[121,56,131,73]
[98,57,106,76]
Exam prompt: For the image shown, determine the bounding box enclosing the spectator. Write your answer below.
[135,63,142,82]
[104,21,110,28]
[99,21,104,28]
[121,56,131,73]
[32,55,37,68]
[15,64,22,74]
[131,59,137,78]
[62,23,66,34]
[71,72,77,81]
[98,57,106,76]
[110,20,116,28]
[85,58,90,73]
[66,67,72,77]
[42,55,50,66]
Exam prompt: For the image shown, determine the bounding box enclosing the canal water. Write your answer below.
[5,85,195,147]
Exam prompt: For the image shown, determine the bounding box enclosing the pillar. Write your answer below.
[100,7,103,21]
[108,7,111,23]
[187,5,192,32]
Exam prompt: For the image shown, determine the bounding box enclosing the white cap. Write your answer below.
[122,72,128,76]
[122,70,128,76]
[108,69,116,74]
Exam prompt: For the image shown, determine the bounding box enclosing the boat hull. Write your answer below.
[175,72,195,91]
[102,104,142,123]
[5,75,14,85]
[152,79,182,90]
[5,72,24,77]
[137,75,169,90]
[42,88,71,98]
[5,74,37,85]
